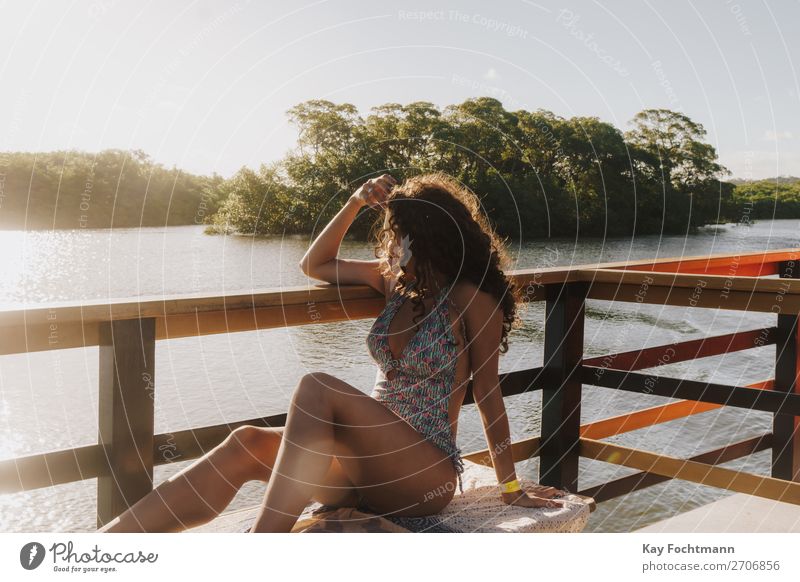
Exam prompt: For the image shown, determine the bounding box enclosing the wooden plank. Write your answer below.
[0,443,104,494]
[156,297,386,341]
[2,247,798,354]
[581,267,800,293]
[0,276,553,355]
[584,328,776,372]
[585,282,800,314]
[0,321,100,356]
[580,267,800,295]
[3,246,796,333]
[539,281,588,492]
[593,248,799,274]
[581,379,773,439]
[96,318,156,529]
[463,367,546,406]
[772,259,800,481]
[579,436,800,505]
[582,400,720,440]
[0,269,577,331]
[0,284,383,328]
[578,434,772,503]
[0,413,290,494]
[463,392,773,467]
[582,366,800,416]
[641,262,776,276]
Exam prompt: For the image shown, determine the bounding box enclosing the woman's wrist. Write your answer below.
[347,193,365,210]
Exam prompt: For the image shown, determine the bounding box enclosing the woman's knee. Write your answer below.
[292,372,337,406]
[221,426,281,480]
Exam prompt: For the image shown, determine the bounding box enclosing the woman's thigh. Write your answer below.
[304,372,458,517]
[246,426,360,508]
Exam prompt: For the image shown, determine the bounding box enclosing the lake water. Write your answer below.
[1,220,798,532]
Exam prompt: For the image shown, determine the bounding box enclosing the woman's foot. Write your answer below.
[528,485,569,498]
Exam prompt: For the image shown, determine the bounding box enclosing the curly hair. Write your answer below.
[370,172,521,354]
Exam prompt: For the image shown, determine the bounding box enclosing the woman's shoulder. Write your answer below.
[449,280,492,308]
[449,280,504,328]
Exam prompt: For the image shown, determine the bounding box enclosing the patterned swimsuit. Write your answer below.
[366,278,466,494]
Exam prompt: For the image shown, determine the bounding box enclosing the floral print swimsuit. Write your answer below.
[366,278,466,494]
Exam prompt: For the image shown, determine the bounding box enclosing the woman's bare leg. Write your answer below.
[249,372,459,533]
[98,422,362,533]
[98,425,284,533]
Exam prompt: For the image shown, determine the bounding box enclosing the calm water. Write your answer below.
[1,220,798,532]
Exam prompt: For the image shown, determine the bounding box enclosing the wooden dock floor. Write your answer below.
[186,460,595,533]
[634,493,800,533]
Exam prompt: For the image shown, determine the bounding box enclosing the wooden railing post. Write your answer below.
[96,318,156,529]
[540,281,588,492]
[773,259,800,482]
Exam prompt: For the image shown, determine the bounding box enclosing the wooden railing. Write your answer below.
[1,247,799,529]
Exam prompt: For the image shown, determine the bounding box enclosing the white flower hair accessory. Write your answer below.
[388,233,413,277]
[397,233,413,267]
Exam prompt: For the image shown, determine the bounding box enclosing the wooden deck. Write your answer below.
[635,493,800,533]
[187,460,597,533]
[191,490,800,533]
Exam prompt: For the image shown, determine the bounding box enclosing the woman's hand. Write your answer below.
[350,174,397,209]
[501,487,567,509]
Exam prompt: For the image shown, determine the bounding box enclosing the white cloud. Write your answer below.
[483,68,498,80]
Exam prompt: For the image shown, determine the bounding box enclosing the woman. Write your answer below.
[98,172,565,534]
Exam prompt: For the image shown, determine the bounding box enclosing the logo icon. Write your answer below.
[20,542,45,570]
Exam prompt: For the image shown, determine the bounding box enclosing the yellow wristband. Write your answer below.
[499,479,521,494]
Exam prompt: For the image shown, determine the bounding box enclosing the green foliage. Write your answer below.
[213,100,737,239]
[0,149,223,229]
[4,102,754,238]
[731,178,800,219]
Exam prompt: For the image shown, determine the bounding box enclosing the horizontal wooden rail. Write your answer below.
[462,377,773,464]
[0,411,287,495]
[580,379,774,440]
[582,366,800,416]
[579,436,800,505]
[467,432,775,504]
[606,249,798,276]
[2,247,798,357]
[582,268,800,312]
[584,327,777,371]
[577,434,773,503]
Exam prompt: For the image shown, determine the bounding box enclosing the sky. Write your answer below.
[0,0,797,180]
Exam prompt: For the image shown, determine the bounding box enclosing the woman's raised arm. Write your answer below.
[299,174,396,295]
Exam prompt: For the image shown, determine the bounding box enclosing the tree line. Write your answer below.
[730,178,800,219]
[207,98,744,239]
[0,149,224,229]
[1,99,797,236]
